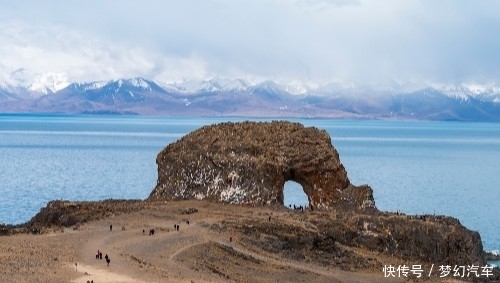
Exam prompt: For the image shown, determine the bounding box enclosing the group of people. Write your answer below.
[289,204,308,211]
[142,220,189,235]
[95,250,111,266]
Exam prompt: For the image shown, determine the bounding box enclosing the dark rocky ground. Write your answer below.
[2,199,499,282]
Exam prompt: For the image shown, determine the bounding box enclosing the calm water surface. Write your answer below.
[0,114,498,254]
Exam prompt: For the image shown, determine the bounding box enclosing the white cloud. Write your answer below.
[1,0,500,86]
[0,20,208,83]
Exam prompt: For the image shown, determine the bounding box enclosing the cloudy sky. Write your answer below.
[1,0,500,86]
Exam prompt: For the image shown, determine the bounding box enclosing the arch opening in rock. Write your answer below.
[149,121,376,209]
[283,180,309,209]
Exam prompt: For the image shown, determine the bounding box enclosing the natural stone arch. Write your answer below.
[148,121,375,209]
[282,180,309,208]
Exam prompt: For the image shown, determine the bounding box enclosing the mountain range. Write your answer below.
[1,74,500,121]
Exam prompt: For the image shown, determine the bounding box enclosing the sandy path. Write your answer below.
[68,202,466,283]
[68,208,405,283]
[73,213,216,283]
[1,200,470,283]
[71,263,149,283]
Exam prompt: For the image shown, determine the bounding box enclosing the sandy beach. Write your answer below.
[0,200,470,283]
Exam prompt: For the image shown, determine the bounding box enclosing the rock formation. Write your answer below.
[2,120,494,279]
[148,121,374,209]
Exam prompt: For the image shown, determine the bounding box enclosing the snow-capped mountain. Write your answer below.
[67,77,165,94]
[160,78,251,94]
[1,76,500,121]
[6,68,69,95]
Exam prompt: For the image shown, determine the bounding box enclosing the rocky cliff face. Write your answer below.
[149,121,374,209]
[146,121,492,271]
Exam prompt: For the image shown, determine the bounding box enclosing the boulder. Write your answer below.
[148,121,374,209]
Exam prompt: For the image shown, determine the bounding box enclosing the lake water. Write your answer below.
[0,114,499,256]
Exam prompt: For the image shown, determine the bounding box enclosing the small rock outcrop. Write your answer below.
[149,121,374,209]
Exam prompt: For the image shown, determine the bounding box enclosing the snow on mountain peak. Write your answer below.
[160,78,251,94]
[71,80,108,91]
[129,78,151,90]
[462,83,488,95]
[4,72,500,106]
[88,81,108,90]
[282,81,315,95]
[28,72,69,94]
[7,68,69,95]
[425,82,500,102]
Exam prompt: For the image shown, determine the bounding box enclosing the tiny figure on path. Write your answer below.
[109,224,113,231]
[106,257,110,267]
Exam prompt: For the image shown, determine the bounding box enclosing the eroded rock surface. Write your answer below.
[148,121,374,209]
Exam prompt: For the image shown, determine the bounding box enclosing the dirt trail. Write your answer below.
[1,200,469,283]
[69,202,405,283]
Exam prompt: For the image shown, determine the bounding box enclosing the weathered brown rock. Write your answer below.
[148,121,374,209]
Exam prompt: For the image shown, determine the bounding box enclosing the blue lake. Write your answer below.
[0,114,498,255]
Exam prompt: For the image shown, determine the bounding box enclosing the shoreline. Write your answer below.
[486,251,500,261]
